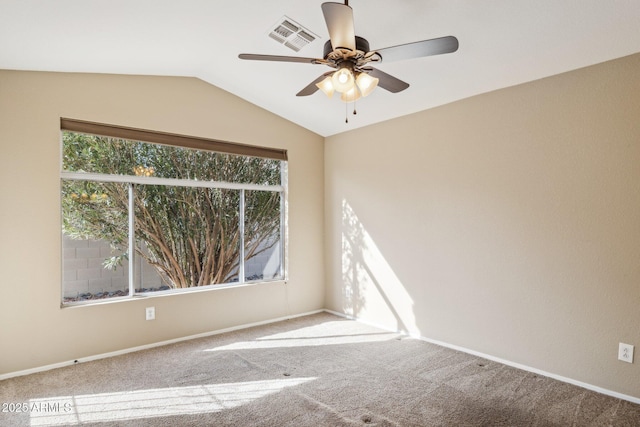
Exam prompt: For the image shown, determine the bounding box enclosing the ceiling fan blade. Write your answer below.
[296,74,331,97]
[367,68,410,93]
[321,2,356,51]
[374,36,459,63]
[238,53,319,64]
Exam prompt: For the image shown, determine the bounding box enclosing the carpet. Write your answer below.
[1,312,639,426]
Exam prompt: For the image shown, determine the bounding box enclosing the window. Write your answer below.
[60,119,287,305]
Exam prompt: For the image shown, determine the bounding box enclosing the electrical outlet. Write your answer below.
[618,343,634,363]
[145,307,155,321]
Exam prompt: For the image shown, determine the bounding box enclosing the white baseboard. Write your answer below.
[324,309,640,405]
[0,309,324,381]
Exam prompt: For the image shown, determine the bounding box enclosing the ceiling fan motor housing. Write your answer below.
[323,35,370,59]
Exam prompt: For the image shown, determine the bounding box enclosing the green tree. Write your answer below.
[62,132,282,289]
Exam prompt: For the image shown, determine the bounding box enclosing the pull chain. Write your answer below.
[345,101,348,123]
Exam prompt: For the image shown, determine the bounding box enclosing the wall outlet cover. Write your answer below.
[618,343,634,363]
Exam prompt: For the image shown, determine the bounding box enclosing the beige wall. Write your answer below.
[325,53,640,398]
[0,71,324,374]
[2,53,639,399]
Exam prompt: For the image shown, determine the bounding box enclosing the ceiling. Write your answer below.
[1,1,640,137]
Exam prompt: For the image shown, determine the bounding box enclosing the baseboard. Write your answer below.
[324,309,640,405]
[0,309,324,381]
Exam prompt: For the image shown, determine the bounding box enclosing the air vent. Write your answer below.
[269,17,318,52]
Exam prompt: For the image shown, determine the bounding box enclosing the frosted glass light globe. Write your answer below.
[331,68,355,93]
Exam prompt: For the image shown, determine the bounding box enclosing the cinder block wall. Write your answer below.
[62,236,130,298]
[63,235,282,297]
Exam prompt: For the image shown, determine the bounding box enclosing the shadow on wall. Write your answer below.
[341,199,419,336]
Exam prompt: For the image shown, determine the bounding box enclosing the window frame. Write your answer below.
[60,119,288,306]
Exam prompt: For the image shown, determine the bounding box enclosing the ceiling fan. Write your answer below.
[239,1,459,111]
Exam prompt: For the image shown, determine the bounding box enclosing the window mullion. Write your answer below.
[128,183,135,296]
[60,171,283,193]
[281,161,288,281]
[239,189,245,284]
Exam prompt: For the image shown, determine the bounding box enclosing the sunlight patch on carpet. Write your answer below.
[204,321,399,352]
[29,377,315,426]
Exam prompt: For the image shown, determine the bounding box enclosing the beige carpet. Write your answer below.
[1,312,639,426]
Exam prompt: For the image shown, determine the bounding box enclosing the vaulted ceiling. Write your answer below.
[2,1,639,136]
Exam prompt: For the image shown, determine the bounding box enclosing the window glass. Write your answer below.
[133,185,241,293]
[61,129,286,305]
[244,190,283,282]
[61,180,129,303]
[62,133,281,185]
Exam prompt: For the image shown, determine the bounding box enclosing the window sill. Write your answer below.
[60,279,288,308]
